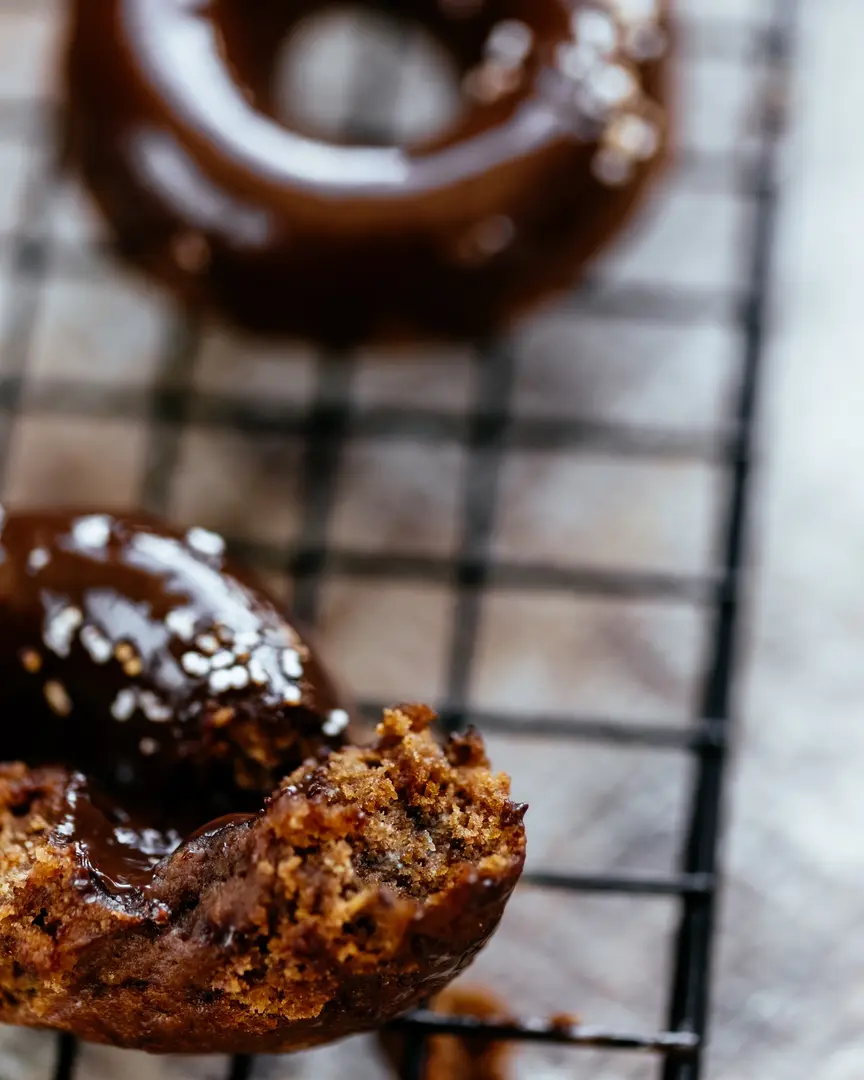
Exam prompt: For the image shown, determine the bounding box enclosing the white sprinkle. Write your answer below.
[186,526,226,560]
[484,19,533,67]
[139,690,173,723]
[227,666,249,690]
[196,634,220,655]
[71,514,112,550]
[248,655,268,687]
[556,40,596,82]
[588,63,638,113]
[280,648,303,679]
[323,709,350,738]
[44,605,83,659]
[282,684,302,705]
[166,607,198,641]
[572,9,617,55]
[80,624,112,665]
[181,652,211,677]
[44,680,72,717]
[211,649,236,670]
[111,688,138,722]
[27,547,51,574]
[234,630,261,652]
[139,737,159,757]
[209,668,234,694]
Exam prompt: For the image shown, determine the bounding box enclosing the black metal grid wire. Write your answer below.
[0,0,794,1077]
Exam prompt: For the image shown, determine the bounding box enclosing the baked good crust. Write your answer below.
[0,706,526,1053]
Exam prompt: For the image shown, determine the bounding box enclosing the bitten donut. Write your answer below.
[64,0,670,342]
[0,510,526,1053]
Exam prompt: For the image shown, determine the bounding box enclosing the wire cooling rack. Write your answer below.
[0,0,794,1077]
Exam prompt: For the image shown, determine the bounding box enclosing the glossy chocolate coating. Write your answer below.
[0,510,347,889]
[64,0,670,342]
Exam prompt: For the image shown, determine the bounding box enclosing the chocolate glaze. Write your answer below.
[0,510,347,893]
[64,0,670,342]
[58,776,185,895]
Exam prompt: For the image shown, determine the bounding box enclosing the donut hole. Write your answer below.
[213,0,559,150]
[273,6,466,146]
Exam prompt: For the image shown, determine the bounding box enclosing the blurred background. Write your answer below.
[0,0,855,1077]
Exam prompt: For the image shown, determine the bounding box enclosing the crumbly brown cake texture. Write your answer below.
[380,985,513,1080]
[0,706,526,1053]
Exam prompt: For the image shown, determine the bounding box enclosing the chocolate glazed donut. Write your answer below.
[0,510,526,1053]
[0,510,347,820]
[64,0,670,343]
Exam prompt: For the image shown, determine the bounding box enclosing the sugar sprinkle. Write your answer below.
[111,688,138,722]
[186,526,226,559]
[27,547,50,574]
[280,648,303,679]
[182,652,211,677]
[80,624,112,665]
[166,607,198,641]
[71,514,112,550]
[44,605,83,659]
[323,709,350,737]
[45,680,72,717]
